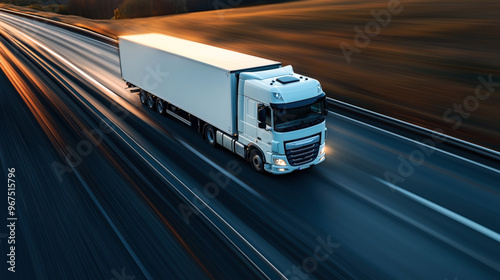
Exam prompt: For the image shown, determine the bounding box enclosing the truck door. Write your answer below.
[257,106,272,158]
[243,98,258,140]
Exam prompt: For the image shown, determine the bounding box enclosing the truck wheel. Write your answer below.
[204,125,216,147]
[250,149,264,173]
[156,99,166,115]
[139,90,147,105]
[147,94,155,110]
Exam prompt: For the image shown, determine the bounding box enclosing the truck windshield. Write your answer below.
[272,94,326,132]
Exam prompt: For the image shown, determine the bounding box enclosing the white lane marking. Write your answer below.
[328,97,500,158]
[329,111,500,175]
[11,27,283,279]
[376,177,500,243]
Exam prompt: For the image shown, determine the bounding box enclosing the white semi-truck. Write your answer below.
[119,33,327,174]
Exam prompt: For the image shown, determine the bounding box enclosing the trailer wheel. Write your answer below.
[139,90,147,105]
[156,99,166,115]
[204,125,216,147]
[249,149,264,173]
[147,94,155,110]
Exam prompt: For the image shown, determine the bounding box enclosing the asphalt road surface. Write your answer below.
[0,11,499,280]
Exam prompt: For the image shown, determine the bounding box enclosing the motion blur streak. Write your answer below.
[0,13,264,280]
[0,37,68,153]
[3,24,217,278]
[1,14,287,278]
[121,164,216,279]
[1,9,500,280]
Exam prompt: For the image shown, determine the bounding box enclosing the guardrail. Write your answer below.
[328,97,500,167]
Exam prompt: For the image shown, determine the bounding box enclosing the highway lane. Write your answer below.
[0,23,268,280]
[2,14,274,279]
[1,11,499,279]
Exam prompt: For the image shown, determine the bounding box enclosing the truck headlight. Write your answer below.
[273,92,283,101]
[320,145,326,155]
[274,159,287,166]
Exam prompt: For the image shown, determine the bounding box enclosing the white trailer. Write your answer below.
[119,34,328,174]
[119,34,280,135]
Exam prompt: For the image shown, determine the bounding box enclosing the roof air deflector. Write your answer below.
[277,76,300,84]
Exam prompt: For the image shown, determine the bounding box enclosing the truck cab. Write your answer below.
[238,65,327,174]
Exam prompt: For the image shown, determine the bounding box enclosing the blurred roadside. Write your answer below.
[1,0,499,151]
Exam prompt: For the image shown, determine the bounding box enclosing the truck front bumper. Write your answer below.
[265,145,326,174]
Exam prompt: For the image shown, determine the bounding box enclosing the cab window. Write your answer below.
[265,107,272,126]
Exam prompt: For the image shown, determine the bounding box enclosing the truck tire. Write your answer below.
[156,98,166,115]
[139,90,147,105]
[250,149,264,173]
[204,125,216,147]
[147,93,155,110]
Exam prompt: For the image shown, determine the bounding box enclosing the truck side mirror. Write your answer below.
[258,122,266,129]
[323,100,329,116]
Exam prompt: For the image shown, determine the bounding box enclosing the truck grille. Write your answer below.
[285,135,320,167]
